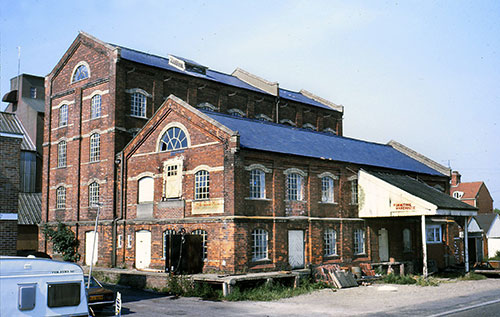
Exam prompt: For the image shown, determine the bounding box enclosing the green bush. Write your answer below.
[42,222,80,262]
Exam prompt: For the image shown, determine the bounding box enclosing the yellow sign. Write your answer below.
[192,199,224,214]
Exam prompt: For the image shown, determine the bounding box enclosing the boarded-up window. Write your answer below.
[138,177,154,203]
[163,159,183,199]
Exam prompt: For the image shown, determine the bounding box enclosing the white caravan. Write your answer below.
[0,256,89,316]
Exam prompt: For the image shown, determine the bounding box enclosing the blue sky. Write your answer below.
[1,1,499,207]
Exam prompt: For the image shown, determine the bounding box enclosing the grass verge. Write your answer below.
[379,273,440,286]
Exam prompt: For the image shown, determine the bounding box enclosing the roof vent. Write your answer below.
[168,55,207,75]
[232,68,278,96]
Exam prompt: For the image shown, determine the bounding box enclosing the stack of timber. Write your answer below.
[313,264,358,288]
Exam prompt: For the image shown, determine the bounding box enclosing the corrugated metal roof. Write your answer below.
[371,172,477,211]
[203,111,444,176]
[18,193,42,225]
[0,112,36,151]
[114,45,334,110]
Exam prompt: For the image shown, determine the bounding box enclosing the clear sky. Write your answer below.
[1,1,499,207]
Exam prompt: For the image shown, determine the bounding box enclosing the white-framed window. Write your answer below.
[354,228,365,255]
[160,127,188,151]
[351,179,358,205]
[256,113,272,122]
[286,173,303,201]
[195,170,209,200]
[30,87,37,99]
[453,191,464,199]
[403,228,412,252]
[426,225,442,244]
[303,123,316,131]
[131,92,147,118]
[59,104,68,127]
[138,176,154,203]
[324,228,337,256]
[117,234,122,248]
[252,229,268,261]
[56,186,66,209]
[91,94,101,119]
[127,234,132,248]
[57,141,67,168]
[89,182,100,207]
[162,229,176,259]
[249,169,266,199]
[72,64,89,82]
[192,229,208,260]
[197,102,217,111]
[321,176,335,203]
[89,133,100,162]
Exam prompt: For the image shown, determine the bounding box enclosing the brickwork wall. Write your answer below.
[476,185,494,214]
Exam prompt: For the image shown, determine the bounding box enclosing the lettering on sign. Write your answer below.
[192,199,224,214]
[392,203,415,211]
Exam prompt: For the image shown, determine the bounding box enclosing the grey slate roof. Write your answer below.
[0,112,36,151]
[18,193,42,225]
[371,172,477,211]
[203,111,445,176]
[115,45,334,111]
[474,213,498,233]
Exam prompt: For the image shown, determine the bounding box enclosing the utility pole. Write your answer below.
[87,203,102,289]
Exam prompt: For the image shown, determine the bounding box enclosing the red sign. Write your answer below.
[392,203,415,211]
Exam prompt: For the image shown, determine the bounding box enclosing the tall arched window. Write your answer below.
[321,176,334,203]
[252,229,268,261]
[57,141,67,168]
[286,173,303,201]
[59,104,68,127]
[89,182,100,207]
[91,94,101,119]
[89,133,100,162]
[72,64,89,82]
[131,92,146,118]
[324,228,337,256]
[56,186,66,209]
[249,169,265,199]
[195,170,209,200]
[160,127,188,151]
[138,177,154,203]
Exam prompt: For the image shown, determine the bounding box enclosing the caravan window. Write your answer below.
[47,283,81,307]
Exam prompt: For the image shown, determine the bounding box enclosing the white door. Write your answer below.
[379,228,389,262]
[288,230,305,269]
[85,231,98,266]
[136,230,151,269]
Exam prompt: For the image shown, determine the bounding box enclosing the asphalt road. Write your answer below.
[96,278,500,317]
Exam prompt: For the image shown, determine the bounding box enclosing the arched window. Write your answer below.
[89,182,100,207]
[57,141,67,168]
[59,104,68,127]
[194,170,209,200]
[72,64,89,82]
[324,228,337,256]
[192,229,208,260]
[131,92,147,118]
[228,108,246,117]
[321,176,334,203]
[286,173,303,201]
[89,133,100,162]
[56,186,66,209]
[91,94,101,119]
[138,177,154,203]
[256,113,272,122]
[249,169,265,199]
[160,127,188,151]
[252,229,268,261]
[303,123,316,131]
[197,102,217,111]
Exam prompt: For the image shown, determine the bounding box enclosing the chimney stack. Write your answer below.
[451,171,461,186]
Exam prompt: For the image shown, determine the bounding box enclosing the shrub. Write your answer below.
[42,222,80,262]
[380,274,439,287]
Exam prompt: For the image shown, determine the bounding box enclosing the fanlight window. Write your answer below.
[160,127,188,151]
[72,64,89,82]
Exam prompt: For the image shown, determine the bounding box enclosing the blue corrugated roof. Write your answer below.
[115,45,336,111]
[202,111,444,176]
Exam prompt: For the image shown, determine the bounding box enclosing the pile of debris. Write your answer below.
[314,263,380,288]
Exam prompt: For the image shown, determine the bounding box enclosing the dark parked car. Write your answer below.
[84,275,115,315]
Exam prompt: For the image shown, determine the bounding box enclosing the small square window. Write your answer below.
[30,87,37,99]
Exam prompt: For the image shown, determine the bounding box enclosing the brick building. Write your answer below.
[41,32,476,274]
[450,171,494,214]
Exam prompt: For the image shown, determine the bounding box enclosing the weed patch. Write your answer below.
[380,274,439,287]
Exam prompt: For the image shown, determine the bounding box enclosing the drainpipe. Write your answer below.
[421,215,428,278]
[464,217,469,273]
[275,84,280,123]
[111,152,123,267]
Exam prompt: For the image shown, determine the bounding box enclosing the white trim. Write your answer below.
[0,132,23,139]
[82,89,109,101]
[0,213,18,220]
[188,165,224,175]
[283,168,307,177]
[317,172,339,180]
[81,178,107,186]
[197,102,217,111]
[347,175,358,181]
[302,123,316,130]
[129,171,157,181]
[245,164,272,173]
[279,119,296,126]
[52,100,74,110]
[255,113,272,122]
[228,108,246,117]
[125,88,152,98]
[156,122,191,152]
[323,127,337,134]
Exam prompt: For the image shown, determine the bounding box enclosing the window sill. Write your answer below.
[284,200,307,203]
[245,197,272,201]
[319,201,338,205]
[251,258,271,263]
[426,241,442,244]
[323,254,339,259]
[89,160,101,164]
[129,114,148,120]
